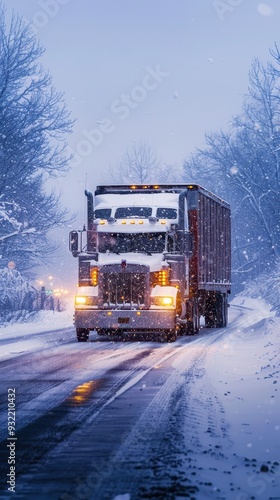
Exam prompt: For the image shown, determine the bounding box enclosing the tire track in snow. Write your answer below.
[0,339,193,498]
[90,330,229,499]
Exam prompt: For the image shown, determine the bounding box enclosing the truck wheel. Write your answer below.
[186,320,195,335]
[205,292,228,328]
[205,293,215,327]
[76,328,89,342]
[167,330,177,342]
[187,300,200,335]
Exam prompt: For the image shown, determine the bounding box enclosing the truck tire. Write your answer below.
[186,320,196,335]
[185,300,199,335]
[205,292,228,328]
[76,328,89,342]
[205,292,215,327]
[160,330,177,342]
[167,330,177,342]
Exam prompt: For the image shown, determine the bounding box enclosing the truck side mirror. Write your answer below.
[69,231,79,256]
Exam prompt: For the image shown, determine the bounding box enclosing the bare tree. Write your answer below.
[107,141,181,184]
[183,53,280,288]
[0,4,74,274]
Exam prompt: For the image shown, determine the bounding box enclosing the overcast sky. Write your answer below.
[3,0,280,286]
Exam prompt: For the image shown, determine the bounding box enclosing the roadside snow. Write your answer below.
[0,291,279,498]
[0,300,74,361]
[171,294,280,499]
[0,301,74,340]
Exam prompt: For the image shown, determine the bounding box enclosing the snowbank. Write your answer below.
[171,294,280,499]
[0,300,74,339]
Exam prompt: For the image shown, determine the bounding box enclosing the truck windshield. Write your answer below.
[94,208,111,219]
[156,208,177,219]
[98,232,166,254]
[115,207,152,219]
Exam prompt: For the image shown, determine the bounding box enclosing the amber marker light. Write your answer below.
[91,267,98,286]
[159,269,169,286]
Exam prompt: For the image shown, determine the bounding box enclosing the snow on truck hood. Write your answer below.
[95,192,180,208]
[97,252,168,272]
[96,223,169,233]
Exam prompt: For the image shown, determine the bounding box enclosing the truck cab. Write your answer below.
[69,184,231,342]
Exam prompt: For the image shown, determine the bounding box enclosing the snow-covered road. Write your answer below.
[0,297,279,500]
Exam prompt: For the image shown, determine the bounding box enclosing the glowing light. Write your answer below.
[162,297,173,306]
[75,296,86,305]
[151,296,174,307]
[68,381,99,406]
[91,267,98,286]
[158,269,169,286]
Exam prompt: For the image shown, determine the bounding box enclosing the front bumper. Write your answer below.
[74,308,176,331]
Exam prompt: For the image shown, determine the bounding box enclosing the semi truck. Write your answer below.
[69,184,231,342]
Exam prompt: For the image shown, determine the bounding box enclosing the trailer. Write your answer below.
[69,184,231,342]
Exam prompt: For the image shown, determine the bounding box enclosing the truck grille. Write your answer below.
[99,263,149,309]
[102,271,147,307]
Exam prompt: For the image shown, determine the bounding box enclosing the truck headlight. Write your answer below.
[161,297,173,306]
[76,296,87,305]
[75,296,98,306]
[151,296,174,307]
